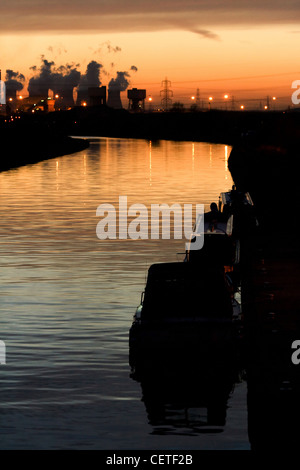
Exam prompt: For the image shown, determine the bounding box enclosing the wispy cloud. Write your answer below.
[190,28,221,41]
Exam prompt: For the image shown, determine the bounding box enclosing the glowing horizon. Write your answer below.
[0,1,299,108]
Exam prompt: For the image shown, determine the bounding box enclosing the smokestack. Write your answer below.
[51,67,81,107]
[107,71,132,109]
[107,89,122,109]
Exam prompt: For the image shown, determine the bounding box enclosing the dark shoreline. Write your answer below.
[1,106,299,172]
[0,114,89,172]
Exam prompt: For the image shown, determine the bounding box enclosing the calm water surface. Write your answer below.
[0,138,249,449]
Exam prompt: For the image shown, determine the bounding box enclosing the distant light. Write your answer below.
[9,98,13,102]
[55,94,59,99]
[32,110,35,113]
[148,96,152,102]
[208,96,213,101]
[82,102,87,107]
[224,94,229,99]
[191,96,195,100]
[18,95,23,100]
[264,105,268,109]
[240,105,244,110]
[41,99,44,102]
[272,96,276,100]
[47,97,51,100]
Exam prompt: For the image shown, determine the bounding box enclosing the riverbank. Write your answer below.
[1,107,300,172]
[0,115,89,172]
[44,106,300,145]
[228,139,300,450]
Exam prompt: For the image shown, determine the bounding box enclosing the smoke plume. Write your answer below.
[28,57,81,101]
[78,60,103,90]
[5,69,25,92]
[108,71,130,91]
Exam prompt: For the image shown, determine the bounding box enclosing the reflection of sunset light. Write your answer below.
[225,145,228,178]
[149,141,152,186]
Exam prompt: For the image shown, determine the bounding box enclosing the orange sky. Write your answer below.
[0,1,299,109]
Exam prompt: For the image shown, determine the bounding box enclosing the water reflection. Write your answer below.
[0,137,249,449]
[130,346,240,436]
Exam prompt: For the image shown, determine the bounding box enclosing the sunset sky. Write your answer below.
[0,0,299,108]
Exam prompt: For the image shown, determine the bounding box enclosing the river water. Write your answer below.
[0,137,249,449]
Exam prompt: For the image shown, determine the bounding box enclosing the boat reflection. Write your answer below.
[130,346,241,436]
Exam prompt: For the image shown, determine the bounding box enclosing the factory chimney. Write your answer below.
[107,89,123,109]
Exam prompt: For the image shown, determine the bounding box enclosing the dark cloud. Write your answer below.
[0,1,299,33]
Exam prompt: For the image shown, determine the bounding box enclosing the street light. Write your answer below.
[240,105,244,110]
[224,94,229,110]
